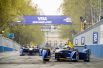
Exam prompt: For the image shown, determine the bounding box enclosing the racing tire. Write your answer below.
[44,59,50,61]
[20,52,25,56]
[20,54,23,56]
[84,51,90,62]
[20,54,25,56]
[73,50,79,62]
[57,59,60,61]
[84,59,90,62]
[84,56,90,62]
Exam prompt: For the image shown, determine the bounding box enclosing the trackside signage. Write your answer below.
[23,15,72,25]
[93,32,98,44]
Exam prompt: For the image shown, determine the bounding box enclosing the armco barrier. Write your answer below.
[0,35,20,52]
[0,46,3,52]
[0,46,13,52]
[75,46,84,52]
[87,45,103,59]
[75,45,103,59]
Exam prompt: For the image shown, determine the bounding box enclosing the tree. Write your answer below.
[5,25,44,46]
[0,0,44,45]
[59,25,76,42]
[0,0,37,30]
[60,0,103,41]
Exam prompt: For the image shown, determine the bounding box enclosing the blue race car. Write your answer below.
[79,49,91,62]
[42,49,51,62]
[55,48,90,62]
[20,47,39,56]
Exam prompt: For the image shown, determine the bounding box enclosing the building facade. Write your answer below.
[73,20,103,46]
[73,20,103,59]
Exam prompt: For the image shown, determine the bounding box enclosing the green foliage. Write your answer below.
[0,0,44,45]
[0,0,37,29]
[59,25,76,41]
[7,25,44,46]
[62,0,86,32]
[60,0,102,41]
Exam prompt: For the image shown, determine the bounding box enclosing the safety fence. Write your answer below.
[0,34,20,52]
[75,45,103,59]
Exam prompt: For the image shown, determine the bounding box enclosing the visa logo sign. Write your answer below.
[93,32,98,44]
[37,17,47,21]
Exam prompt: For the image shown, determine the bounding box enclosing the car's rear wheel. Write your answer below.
[84,54,90,62]
[44,59,50,61]
[57,58,60,61]
[84,59,90,62]
[20,54,25,56]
